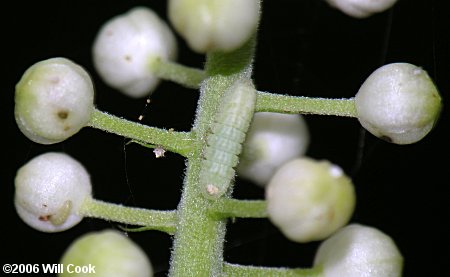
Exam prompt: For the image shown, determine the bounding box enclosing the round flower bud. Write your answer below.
[237,112,309,187]
[93,7,177,98]
[314,224,403,277]
[355,63,442,145]
[168,0,260,53]
[14,152,92,232]
[326,0,398,18]
[15,58,95,144]
[266,158,355,243]
[60,229,153,277]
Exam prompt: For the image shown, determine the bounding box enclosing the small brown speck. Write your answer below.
[125,55,132,62]
[49,76,60,84]
[39,215,51,221]
[57,110,69,120]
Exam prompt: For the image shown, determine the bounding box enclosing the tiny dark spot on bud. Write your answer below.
[125,55,132,62]
[39,215,51,221]
[42,204,48,208]
[57,110,69,120]
[64,125,71,131]
[380,135,393,143]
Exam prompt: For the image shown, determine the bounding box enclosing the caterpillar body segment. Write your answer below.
[49,200,73,226]
[200,79,256,199]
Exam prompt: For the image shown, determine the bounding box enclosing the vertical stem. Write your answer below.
[168,37,256,276]
[169,159,227,276]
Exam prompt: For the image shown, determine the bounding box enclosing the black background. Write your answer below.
[2,1,449,276]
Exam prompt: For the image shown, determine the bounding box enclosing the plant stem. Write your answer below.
[209,199,267,219]
[222,263,321,276]
[169,160,228,276]
[87,109,194,156]
[168,37,257,277]
[150,58,206,89]
[256,91,357,117]
[79,198,177,234]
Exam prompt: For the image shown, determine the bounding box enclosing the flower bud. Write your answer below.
[237,112,309,187]
[168,0,260,53]
[93,7,177,98]
[326,0,398,18]
[314,224,403,277]
[355,63,442,144]
[266,158,355,243]
[14,152,92,232]
[60,229,153,277]
[15,58,94,144]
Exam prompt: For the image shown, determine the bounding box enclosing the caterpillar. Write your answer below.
[200,79,256,199]
[49,200,73,226]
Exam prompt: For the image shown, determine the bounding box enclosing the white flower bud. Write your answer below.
[355,63,442,144]
[237,112,309,187]
[266,158,355,243]
[314,224,403,277]
[326,0,398,18]
[168,0,260,53]
[15,58,94,144]
[14,152,92,232]
[93,7,177,98]
[60,229,153,277]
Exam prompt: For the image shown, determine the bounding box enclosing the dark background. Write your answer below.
[3,1,449,276]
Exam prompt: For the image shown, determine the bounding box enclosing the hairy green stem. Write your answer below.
[222,263,321,276]
[87,109,194,156]
[256,91,357,117]
[150,58,206,89]
[79,198,177,234]
[210,199,267,219]
[168,37,256,277]
[147,58,359,119]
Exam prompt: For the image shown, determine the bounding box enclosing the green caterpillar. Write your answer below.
[200,79,256,199]
[49,200,73,226]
